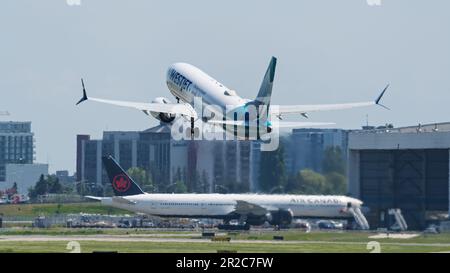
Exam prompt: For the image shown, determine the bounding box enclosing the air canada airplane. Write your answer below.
[87,156,370,230]
[77,57,389,139]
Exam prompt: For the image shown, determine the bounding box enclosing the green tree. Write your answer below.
[300,169,329,194]
[286,173,303,193]
[127,167,153,192]
[322,146,346,175]
[29,174,49,198]
[196,170,209,193]
[325,172,347,195]
[174,180,187,193]
[48,176,62,194]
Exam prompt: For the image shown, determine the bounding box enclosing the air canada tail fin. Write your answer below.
[255,56,277,108]
[102,155,145,196]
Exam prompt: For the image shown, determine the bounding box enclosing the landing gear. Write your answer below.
[217,218,250,230]
[176,97,180,103]
[186,117,199,139]
[190,117,195,139]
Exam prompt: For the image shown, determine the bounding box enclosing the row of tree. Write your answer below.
[259,145,347,195]
[28,175,72,198]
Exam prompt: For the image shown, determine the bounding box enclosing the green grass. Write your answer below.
[0,203,130,217]
[0,240,450,253]
[228,230,450,244]
[1,229,450,252]
[2,228,450,245]
[0,228,195,236]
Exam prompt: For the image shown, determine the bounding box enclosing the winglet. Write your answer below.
[375,84,390,110]
[76,78,88,105]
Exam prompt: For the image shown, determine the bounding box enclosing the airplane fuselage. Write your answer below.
[100,193,362,220]
[166,63,267,138]
[166,63,248,116]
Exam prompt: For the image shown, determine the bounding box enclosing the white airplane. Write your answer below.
[77,57,389,139]
[87,156,370,230]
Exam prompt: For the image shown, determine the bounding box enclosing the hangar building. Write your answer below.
[348,122,450,230]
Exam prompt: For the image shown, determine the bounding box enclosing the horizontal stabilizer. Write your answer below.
[84,196,105,202]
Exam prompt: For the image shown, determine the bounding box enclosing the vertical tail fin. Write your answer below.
[102,156,145,196]
[255,56,277,107]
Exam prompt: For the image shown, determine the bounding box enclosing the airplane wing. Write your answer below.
[271,121,335,128]
[233,200,273,216]
[84,196,105,201]
[76,79,197,119]
[271,84,390,117]
[206,120,334,128]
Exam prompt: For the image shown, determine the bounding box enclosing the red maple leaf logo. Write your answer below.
[112,174,131,192]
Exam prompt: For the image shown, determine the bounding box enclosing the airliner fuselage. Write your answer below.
[101,193,361,219]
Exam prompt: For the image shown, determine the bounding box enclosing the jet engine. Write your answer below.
[267,209,294,226]
[150,97,176,123]
[244,208,294,226]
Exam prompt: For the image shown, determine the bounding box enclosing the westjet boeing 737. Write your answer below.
[77,57,389,139]
[87,156,370,230]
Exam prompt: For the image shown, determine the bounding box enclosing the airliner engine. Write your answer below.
[267,209,294,226]
[245,209,294,226]
[150,97,176,123]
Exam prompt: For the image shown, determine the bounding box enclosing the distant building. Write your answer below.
[285,128,349,175]
[0,121,35,182]
[55,170,75,183]
[77,124,254,193]
[348,122,450,230]
[0,163,48,195]
[76,135,90,182]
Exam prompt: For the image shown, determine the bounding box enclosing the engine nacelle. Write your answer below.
[150,97,176,123]
[244,209,294,226]
[267,209,294,226]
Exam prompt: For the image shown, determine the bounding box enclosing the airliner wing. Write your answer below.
[273,121,335,128]
[76,79,197,119]
[234,200,272,216]
[275,101,375,114]
[85,196,105,201]
[206,120,334,128]
[272,84,390,116]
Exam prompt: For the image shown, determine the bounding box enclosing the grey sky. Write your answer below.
[1,0,449,173]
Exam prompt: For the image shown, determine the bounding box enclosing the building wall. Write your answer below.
[348,129,450,230]
[77,127,253,193]
[76,135,89,181]
[0,163,48,195]
[0,122,34,181]
[286,128,348,175]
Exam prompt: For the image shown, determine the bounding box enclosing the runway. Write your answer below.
[2,234,450,248]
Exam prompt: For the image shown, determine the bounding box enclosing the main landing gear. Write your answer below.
[217,219,250,230]
[186,117,199,139]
